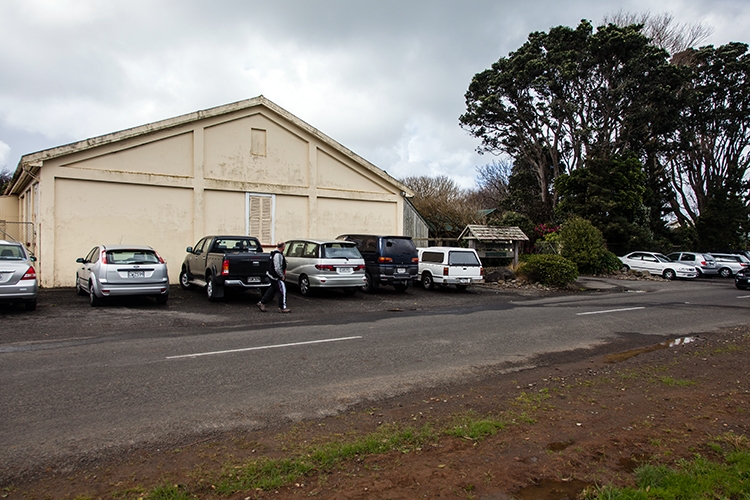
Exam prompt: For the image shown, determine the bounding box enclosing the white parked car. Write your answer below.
[418,247,484,291]
[619,251,697,280]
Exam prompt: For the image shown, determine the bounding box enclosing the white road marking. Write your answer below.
[166,336,363,359]
[576,307,645,316]
[737,295,750,299]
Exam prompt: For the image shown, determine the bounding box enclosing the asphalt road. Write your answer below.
[1,276,747,481]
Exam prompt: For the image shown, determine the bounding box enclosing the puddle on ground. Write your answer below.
[546,439,575,452]
[514,479,591,500]
[605,336,698,363]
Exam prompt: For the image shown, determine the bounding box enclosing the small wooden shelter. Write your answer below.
[458,225,529,266]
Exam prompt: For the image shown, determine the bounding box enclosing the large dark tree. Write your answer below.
[555,154,651,255]
[460,20,685,229]
[666,42,750,250]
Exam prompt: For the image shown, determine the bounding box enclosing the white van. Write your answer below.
[418,247,484,291]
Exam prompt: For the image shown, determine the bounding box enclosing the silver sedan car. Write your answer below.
[76,245,169,306]
[283,239,366,296]
[0,239,38,311]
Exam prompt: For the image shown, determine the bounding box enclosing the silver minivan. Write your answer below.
[76,245,170,306]
[418,247,484,291]
[283,239,365,296]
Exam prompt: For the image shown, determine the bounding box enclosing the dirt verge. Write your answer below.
[6,323,748,500]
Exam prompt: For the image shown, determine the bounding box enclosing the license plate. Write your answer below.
[247,276,260,283]
[128,271,145,278]
[396,268,406,274]
[457,278,469,284]
[337,267,353,274]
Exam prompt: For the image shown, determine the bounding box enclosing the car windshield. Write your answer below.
[448,251,480,266]
[322,243,361,259]
[655,254,671,263]
[383,238,416,256]
[106,250,160,265]
[0,244,25,260]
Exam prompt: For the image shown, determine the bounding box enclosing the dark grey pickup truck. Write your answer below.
[179,235,271,301]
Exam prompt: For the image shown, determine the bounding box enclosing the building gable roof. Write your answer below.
[5,96,412,197]
[458,224,529,242]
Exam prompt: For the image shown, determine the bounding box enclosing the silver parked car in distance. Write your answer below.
[283,239,365,296]
[619,251,698,280]
[665,252,719,277]
[708,253,750,278]
[76,245,169,306]
[0,239,38,311]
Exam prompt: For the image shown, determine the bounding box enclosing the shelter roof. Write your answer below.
[458,224,529,242]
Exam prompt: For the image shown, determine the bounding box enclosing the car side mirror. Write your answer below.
[186,246,193,253]
[30,256,37,262]
[76,257,85,263]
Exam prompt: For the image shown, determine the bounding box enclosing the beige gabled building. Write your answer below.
[1,96,415,288]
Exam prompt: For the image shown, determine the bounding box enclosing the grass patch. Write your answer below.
[658,376,695,387]
[584,433,750,499]
[445,411,508,440]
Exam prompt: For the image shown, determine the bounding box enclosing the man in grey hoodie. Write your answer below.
[257,241,291,313]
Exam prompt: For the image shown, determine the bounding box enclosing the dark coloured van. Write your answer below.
[336,234,418,292]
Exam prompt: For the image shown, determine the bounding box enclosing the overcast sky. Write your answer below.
[1,0,747,189]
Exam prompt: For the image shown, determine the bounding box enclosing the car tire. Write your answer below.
[342,287,357,296]
[299,275,312,296]
[179,269,194,290]
[421,273,434,290]
[735,283,747,290]
[662,269,676,280]
[621,264,630,272]
[393,283,409,292]
[362,272,377,293]
[75,275,86,296]
[455,284,468,292]
[206,275,219,302]
[24,299,37,311]
[89,282,103,307]
[155,293,169,304]
[719,267,733,278]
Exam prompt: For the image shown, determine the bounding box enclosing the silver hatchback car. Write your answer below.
[666,252,719,277]
[283,239,365,296]
[76,245,169,306]
[0,239,38,311]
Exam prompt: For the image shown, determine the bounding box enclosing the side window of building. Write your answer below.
[248,193,274,245]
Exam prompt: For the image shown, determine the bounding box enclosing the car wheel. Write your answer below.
[155,293,169,304]
[393,283,409,292]
[342,287,357,296]
[719,267,732,278]
[75,275,86,296]
[206,275,219,302]
[736,283,747,290]
[621,264,630,272]
[662,269,676,280]
[299,275,312,296]
[362,272,377,293]
[24,299,37,311]
[455,284,468,292]
[179,269,194,290]
[421,273,434,290]
[89,282,103,307]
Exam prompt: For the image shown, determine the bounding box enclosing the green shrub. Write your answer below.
[558,217,619,274]
[517,254,578,287]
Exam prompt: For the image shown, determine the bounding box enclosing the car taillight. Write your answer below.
[443,266,449,276]
[480,267,485,275]
[411,257,419,263]
[700,261,707,266]
[222,258,230,275]
[154,250,165,264]
[315,264,336,271]
[377,256,393,263]
[354,264,365,271]
[100,250,108,264]
[21,266,36,280]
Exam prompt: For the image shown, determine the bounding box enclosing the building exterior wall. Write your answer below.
[0,196,19,222]
[9,98,408,288]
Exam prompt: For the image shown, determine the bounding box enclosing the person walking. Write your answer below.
[257,241,291,313]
